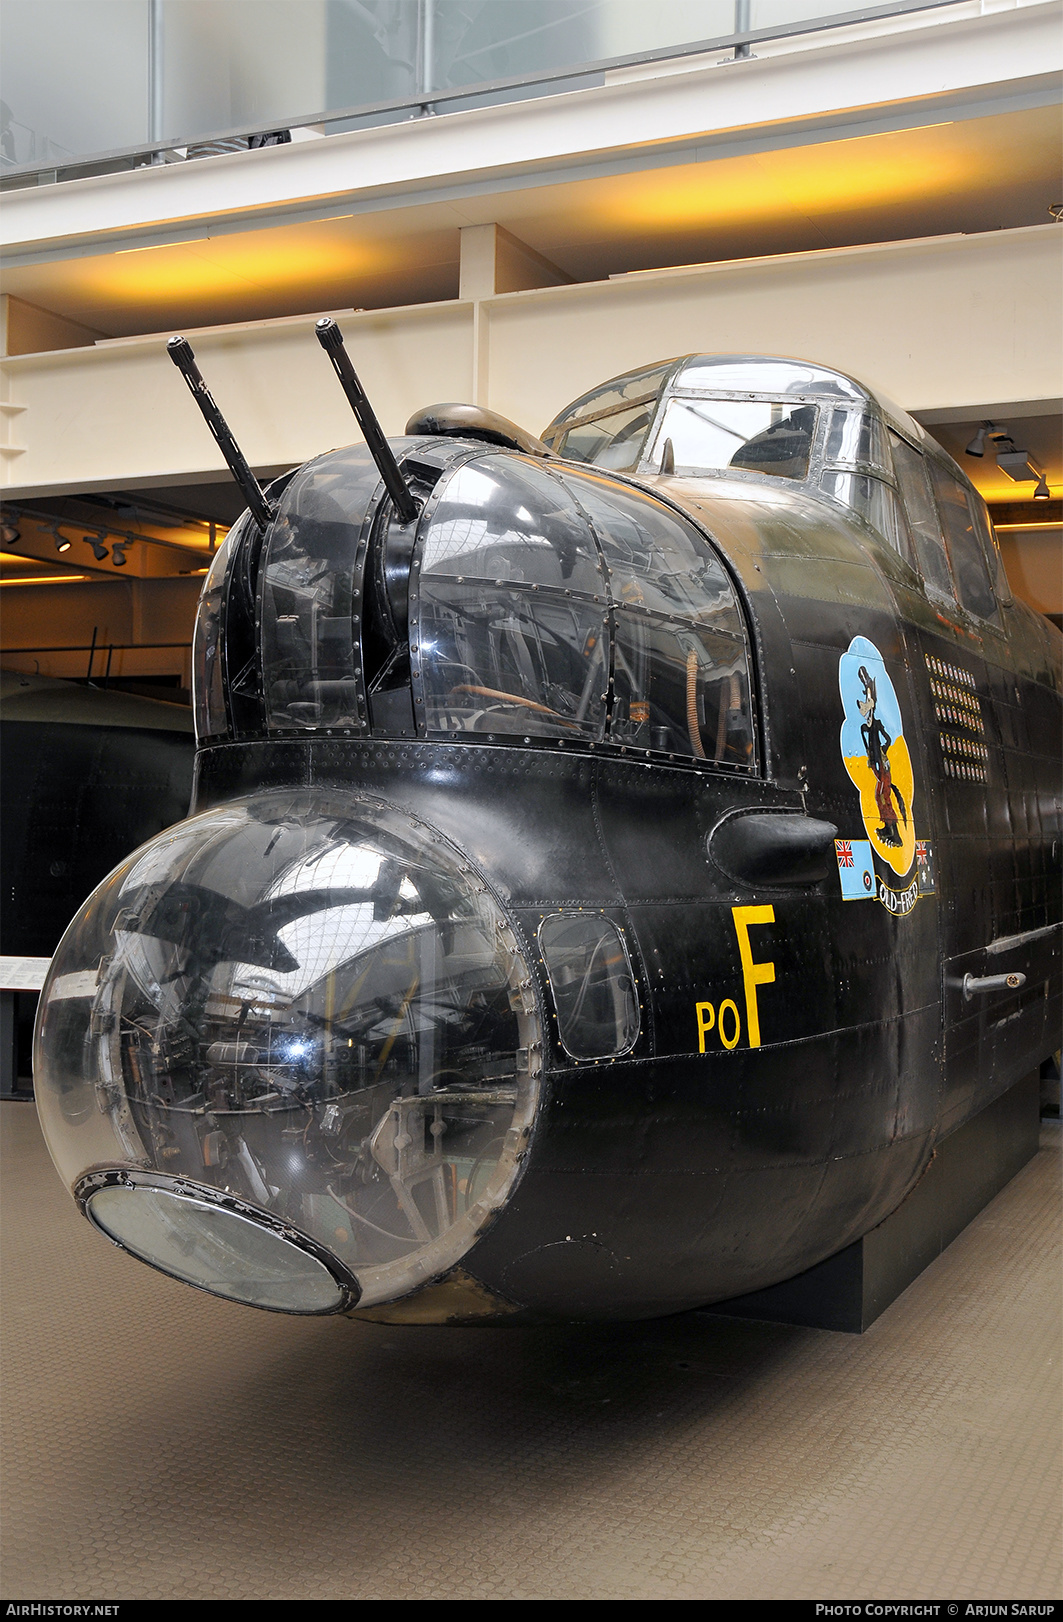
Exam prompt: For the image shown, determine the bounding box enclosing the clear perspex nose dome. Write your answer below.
[34,791,541,1312]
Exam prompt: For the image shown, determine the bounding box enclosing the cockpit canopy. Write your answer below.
[540,353,924,564]
[540,355,895,485]
[541,355,1007,618]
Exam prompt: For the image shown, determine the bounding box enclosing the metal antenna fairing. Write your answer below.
[166,337,276,532]
[314,318,419,526]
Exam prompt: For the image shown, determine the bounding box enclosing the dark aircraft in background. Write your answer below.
[32,327,1060,1325]
[0,674,194,1092]
[1,673,195,963]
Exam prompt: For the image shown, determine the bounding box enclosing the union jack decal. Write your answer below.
[836,840,854,867]
[916,841,928,864]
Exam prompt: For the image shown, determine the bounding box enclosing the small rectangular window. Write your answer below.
[824,408,890,473]
[539,913,640,1061]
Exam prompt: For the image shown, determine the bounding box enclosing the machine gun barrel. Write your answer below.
[166,337,276,532]
[314,318,419,525]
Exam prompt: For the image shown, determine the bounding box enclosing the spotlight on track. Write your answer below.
[111,543,128,567]
[965,423,994,458]
[1034,476,1051,500]
[1,519,21,545]
[51,527,72,554]
[85,533,110,562]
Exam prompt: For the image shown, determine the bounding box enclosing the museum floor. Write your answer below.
[2,1100,1059,1602]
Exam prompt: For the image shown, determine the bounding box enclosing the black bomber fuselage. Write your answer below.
[33,353,1062,1324]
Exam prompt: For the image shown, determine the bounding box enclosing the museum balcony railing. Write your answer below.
[1,0,965,192]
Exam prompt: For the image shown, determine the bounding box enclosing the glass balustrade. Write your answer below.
[2,0,958,182]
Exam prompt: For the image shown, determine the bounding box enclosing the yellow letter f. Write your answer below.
[731,905,776,1048]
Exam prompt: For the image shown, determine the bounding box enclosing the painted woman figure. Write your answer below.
[857,665,908,846]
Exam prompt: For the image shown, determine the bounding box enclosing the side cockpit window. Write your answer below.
[889,435,1003,625]
[825,407,891,471]
[818,410,915,570]
[539,913,640,1061]
[889,433,955,599]
[819,472,914,569]
[970,491,1013,606]
[927,462,1001,626]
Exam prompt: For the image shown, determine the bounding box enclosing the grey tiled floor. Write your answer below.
[2,1101,1059,1601]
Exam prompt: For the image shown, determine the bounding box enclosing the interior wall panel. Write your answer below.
[483,227,1063,434]
[2,226,1059,498]
[1,302,474,495]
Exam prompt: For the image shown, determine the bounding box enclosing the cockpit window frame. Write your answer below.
[540,359,684,453]
[547,388,666,439]
[639,389,827,484]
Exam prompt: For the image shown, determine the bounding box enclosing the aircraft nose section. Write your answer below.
[34,789,542,1313]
